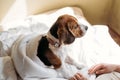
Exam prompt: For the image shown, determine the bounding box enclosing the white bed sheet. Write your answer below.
[0,7,120,80]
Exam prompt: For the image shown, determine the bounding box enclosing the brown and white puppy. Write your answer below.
[37,14,89,79]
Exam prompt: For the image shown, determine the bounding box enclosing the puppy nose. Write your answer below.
[85,26,88,30]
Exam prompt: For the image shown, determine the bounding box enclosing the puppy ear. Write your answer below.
[67,22,82,37]
[57,25,75,44]
[45,49,62,69]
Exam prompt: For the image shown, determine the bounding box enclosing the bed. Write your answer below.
[0,7,120,80]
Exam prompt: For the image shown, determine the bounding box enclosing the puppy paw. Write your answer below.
[76,63,86,69]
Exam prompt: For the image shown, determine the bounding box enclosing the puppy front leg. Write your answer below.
[65,56,85,69]
[56,63,76,79]
[72,61,85,69]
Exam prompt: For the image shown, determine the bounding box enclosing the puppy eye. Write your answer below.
[74,25,78,29]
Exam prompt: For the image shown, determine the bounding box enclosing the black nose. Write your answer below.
[85,26,88,30]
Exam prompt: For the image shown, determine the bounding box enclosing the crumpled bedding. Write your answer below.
[0,7,120,80]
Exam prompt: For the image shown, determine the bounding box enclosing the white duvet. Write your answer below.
[0,7,120,80]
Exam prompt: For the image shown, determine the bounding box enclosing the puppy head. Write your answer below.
[50,14,88,45]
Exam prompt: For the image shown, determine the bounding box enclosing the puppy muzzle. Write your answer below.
[80,24,88,35]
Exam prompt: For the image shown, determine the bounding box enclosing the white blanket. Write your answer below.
[0,7,120,80]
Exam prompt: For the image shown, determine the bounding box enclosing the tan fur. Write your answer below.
[45,49,62,69]
[57,14,83,37]
[56,14,84,45]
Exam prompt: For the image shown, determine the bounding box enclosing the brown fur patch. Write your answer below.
[45,50,62,69]
[56,14,83,44]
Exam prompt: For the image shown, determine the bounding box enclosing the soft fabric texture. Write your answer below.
[0,7,120,80]
[96,72,120,80]
[0,56,17,80]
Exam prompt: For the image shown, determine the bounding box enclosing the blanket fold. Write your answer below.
[0,56,17,80]
[11,34,59,79]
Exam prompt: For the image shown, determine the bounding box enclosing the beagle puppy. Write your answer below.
[37,14,90,79]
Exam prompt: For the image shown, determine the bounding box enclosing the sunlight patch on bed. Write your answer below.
[1,0,27,30]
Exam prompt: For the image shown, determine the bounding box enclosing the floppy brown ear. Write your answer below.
[45,49,62,69]
[57,25,75,44]
[67,22,82,38]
